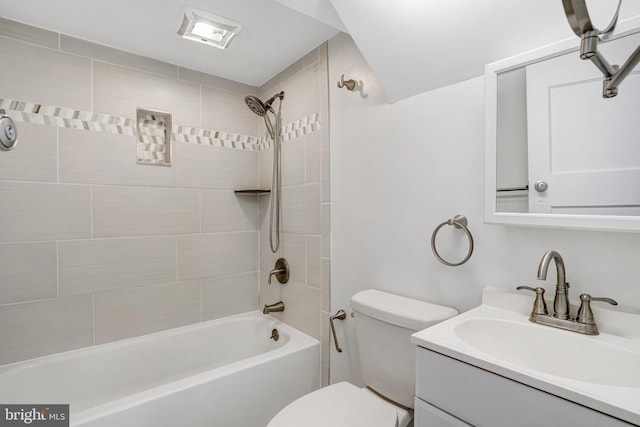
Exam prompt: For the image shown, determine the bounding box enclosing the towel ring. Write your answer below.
[431,215,474,267]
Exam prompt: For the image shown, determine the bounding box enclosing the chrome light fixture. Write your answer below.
[562,0,640,98]
[177,8,242,49]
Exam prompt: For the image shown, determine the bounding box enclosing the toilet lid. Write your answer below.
[267,382,398,427]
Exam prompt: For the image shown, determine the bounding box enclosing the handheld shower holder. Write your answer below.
[244,91,286,253]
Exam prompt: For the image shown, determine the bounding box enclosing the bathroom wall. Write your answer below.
[257,43,331,386]
[328,33,640,385]
[0,18,262,365]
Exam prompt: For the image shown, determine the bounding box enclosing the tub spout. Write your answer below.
[263,301,285,314]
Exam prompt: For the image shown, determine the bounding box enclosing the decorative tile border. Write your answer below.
[0,97,321,152]
[0,99,137,135]
[258,112,322,150]
[174,126,261,150]
[283,112,321,141]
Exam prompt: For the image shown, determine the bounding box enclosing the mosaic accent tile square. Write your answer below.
[136,108,172,166]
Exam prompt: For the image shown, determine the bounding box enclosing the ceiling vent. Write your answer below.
[177,8,242,49]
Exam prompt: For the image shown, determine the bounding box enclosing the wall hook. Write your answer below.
[337,74,357,91]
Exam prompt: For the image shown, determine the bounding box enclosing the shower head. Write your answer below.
[244,92,285,117]
[244,92,285,140]
[244,95,269,117]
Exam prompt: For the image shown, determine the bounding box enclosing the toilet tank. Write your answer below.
[350,289,457,408]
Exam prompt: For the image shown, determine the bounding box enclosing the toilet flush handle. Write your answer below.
[329,310,347,353]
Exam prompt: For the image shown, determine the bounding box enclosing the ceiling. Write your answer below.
[0,0,340,87]
[1,0,639,101]
[330,0,640,101]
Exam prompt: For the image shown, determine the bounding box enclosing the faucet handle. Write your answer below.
[576,294,618,325]
[516,286,549,316]
[267,258,290,285]
[589,296,618,305]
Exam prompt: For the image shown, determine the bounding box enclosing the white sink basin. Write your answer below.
[454,318,640,387]
[411,288,640,425]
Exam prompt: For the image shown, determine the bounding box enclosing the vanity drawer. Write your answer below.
[415,398,473,427]
[416,348,634,427]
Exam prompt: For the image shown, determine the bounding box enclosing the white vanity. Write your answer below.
[411,288,640,427]
[416,8,640,425]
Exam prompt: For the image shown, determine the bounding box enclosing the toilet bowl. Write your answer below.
[267,381,411,427]
[267,289,458,427]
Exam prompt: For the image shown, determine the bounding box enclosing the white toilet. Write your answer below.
[267,289,458,427]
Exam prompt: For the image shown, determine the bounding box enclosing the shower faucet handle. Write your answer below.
[267,258,290,285]
[0,110,18,150]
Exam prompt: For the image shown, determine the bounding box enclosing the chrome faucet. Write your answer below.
[263,301,285,314]
[537,250,570,320]
[517,250,618,335]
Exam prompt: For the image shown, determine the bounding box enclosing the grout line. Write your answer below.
[304,235,309,286]
[175,234,179,286]
[0,234,184,246]
[90,60,94,113]
[56,240,60,299]
[90,185,94,238]
[303,135,308,184]
[0,34,59,52]
[0,179,89,186]
[0,295,60,308]
[200,279,204,322]
[56,127,60,184]
[198,190,202,233]
[92,293,96,346]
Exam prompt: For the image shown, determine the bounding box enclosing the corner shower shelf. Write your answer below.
[234,190,271,195]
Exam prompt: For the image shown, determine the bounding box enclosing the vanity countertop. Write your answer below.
[412,288,640,426]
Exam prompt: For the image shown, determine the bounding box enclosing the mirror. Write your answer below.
[485,16,640,231]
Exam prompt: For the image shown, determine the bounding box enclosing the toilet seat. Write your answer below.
[267,382,406,427]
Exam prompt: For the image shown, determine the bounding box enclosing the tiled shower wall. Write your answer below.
[258,44,331,386]
[0,18,263,365]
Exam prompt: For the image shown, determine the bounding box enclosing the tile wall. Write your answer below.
[0,18,263,364]
[258,44,331,386]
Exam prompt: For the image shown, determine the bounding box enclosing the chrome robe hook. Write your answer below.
[337,74,356,91]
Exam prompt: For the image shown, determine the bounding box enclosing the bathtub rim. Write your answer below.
[0,310,317,373]
[71,312,320,425]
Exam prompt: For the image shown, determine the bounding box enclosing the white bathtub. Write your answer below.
[0,311,320,427]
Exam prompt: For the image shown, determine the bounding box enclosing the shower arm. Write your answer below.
[265,91,285,111]
[563,0,640,98]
